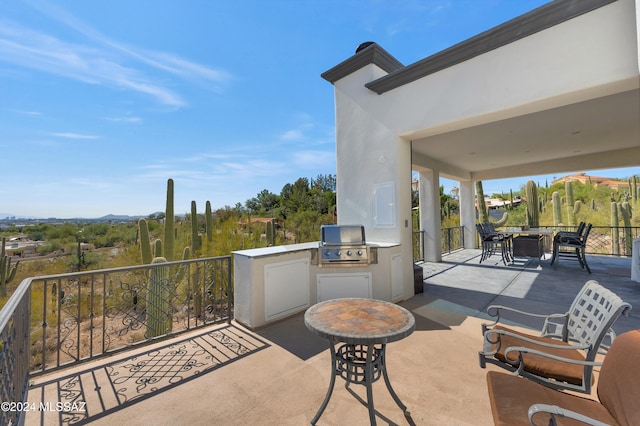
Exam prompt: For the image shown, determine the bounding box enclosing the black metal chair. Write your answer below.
[551,223,592,273]
[476,223,512,265]
[554,221,585,243]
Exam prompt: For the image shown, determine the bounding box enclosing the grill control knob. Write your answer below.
[357,250,363,256]
[346,250,352,256]
[336,251,341,256]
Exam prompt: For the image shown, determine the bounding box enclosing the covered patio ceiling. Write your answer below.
[410,87,640,182]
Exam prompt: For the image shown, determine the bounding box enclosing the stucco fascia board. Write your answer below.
[321,43,404,84]
[365,0,618,95]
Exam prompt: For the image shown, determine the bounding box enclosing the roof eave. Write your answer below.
[365,0,618,95]
[321,43,404,84]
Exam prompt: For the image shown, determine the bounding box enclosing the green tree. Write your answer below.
[280,178,311,217]
[245,189,279,215]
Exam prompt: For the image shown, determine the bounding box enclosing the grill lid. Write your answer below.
[320,225,366,246]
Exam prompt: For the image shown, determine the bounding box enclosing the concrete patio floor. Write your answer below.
[24,250,639,426]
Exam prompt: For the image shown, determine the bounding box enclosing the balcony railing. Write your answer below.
[504,226,639,257]
[442,226,465,255]
[0,256,232,426]
[413,226,465,262]
[413,225,640,262]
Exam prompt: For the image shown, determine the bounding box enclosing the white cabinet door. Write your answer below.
[317,273,372,302]
[264,259,309,321]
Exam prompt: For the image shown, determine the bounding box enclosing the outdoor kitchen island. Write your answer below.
[233,240,403,329]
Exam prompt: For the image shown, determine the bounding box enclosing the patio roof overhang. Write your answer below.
[323,0,640,183]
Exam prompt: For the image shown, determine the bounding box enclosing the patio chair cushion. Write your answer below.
[597,330,640,425]
[490,325,588,386]
[486,372,616,426]
[487,330,640,426]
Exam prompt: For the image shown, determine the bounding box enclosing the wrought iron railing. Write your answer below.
[583,226,638,257]
[0,256,232,425]
[413,226,465,262]
[522,226,639,257]
[442,226,464,254]
[412,231,424,262]
[416,225,639,262]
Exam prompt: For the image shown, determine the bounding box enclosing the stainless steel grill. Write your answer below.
[318,225,370,266]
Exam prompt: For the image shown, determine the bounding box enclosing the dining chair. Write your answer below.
[476,223,511,265]
[551,223,592,273]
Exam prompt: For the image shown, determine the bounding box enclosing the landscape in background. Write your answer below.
[1,171,638,304]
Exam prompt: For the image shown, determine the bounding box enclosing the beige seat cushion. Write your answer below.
[490,325,587,385]
[487,371,616,426]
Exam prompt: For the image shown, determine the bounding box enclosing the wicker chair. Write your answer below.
[479,280,631,394]
[487,330,640,425]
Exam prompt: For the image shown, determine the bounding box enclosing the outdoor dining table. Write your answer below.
[502,227,554,262]
[304,297,415,425]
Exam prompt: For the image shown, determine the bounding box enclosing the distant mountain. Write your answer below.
[0,213,153,222]
[98,214,146,221]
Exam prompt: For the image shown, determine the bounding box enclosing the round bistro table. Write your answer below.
[304,298,415,425]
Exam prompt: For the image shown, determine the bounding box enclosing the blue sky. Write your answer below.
[1,1,637,218]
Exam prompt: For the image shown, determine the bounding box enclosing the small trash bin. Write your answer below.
[413,263,424,294]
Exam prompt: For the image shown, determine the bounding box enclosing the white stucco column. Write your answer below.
[419,169,442,262]
[459,180,477,249]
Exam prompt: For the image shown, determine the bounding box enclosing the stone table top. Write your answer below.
[304,298,415,345]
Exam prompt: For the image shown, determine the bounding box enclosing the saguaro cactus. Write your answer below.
[191,200,201,252]
[565,180,576,226]
[573,200,582,216]
[475,181,488,224]
[1,237,20,298]
[164,178,175,261]
[493,212,509,227]
[205,200,213,243]
[552,192,562,226]
[525,180,539,228]
[146,257,172,338]
[138,218,153,264]
[611,202,619,256]
[621,202,632,255]
[154,239,163,258]
[266,220,276,246]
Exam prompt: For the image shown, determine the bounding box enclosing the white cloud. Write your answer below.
[48,132,100,140]
[281,129,304,141]
[104,116,142,123]
[0,2,233,108]
[14,110,42,116]
[292,150,335,169]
